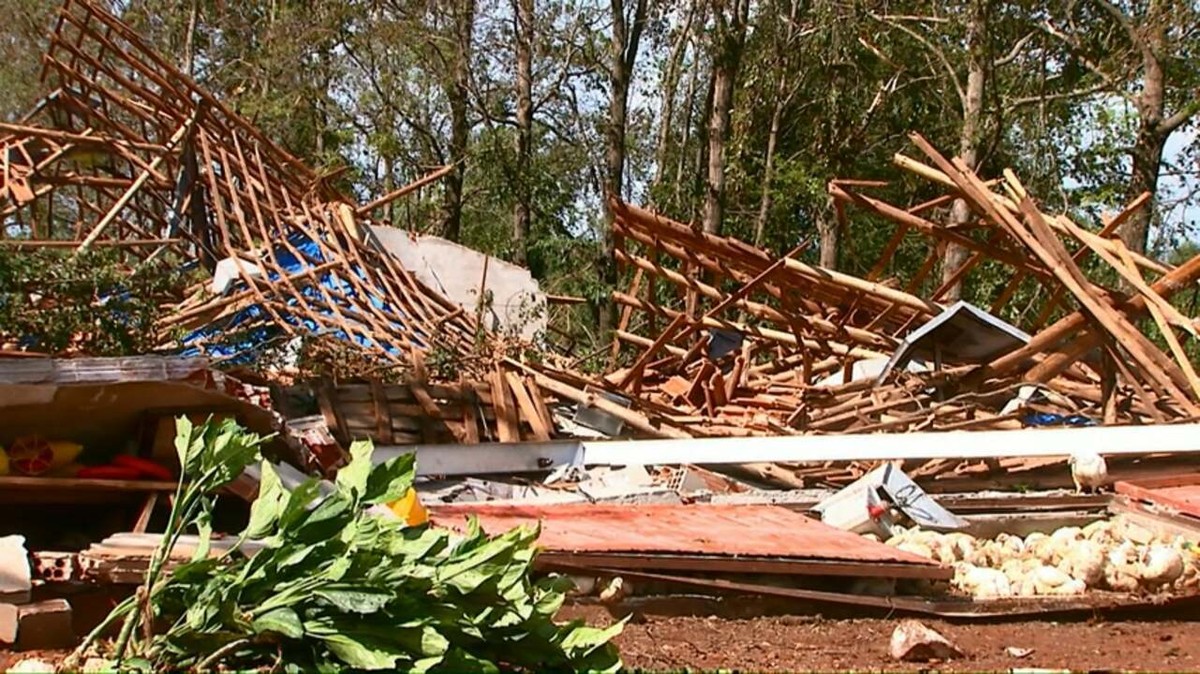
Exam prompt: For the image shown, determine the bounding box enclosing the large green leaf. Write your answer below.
[385,525,448,562]
[295,492,354,543]
[191,498,214,562]
[173,415,197,472]
[317,632,401,670]
[314,586,392,615]
[245,461,286,540]
[364,452,416,505]
[335,439,374,499]
[253,607,304,639]
[279,478,323,532]
[560,620,627,659]
[437,525,538,595]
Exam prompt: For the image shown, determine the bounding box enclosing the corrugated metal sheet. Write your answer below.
[1117,474,1200,518]
[428,502,936,566]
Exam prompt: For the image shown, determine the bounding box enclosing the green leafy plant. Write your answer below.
[70,418,623,673]
[0,246,189,356]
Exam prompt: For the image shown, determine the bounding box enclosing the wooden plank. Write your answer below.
[616,313,687,391]
[526,375,556,437]
[0,476,177,492]
[132,493,158,534]
[316,377,348,445]
[610,267,644,363]
[369,378,395,444]
[505,371,552,441]
[408,355,469,443]
[459,376,481,444]
[539,553,950,580]
[491,368,521,442]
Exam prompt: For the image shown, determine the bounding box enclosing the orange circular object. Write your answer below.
[8,436,53,476]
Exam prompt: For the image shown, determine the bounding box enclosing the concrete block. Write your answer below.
[0,602,18,644]
[0,536,32,604]
[890,619,964,662]
[15,599,74,651]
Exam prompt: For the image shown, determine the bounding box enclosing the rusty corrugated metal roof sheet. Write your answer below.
[428,502,936,566]
[1117,474,1200,518]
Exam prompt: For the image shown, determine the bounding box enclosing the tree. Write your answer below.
[598,0,649,335]
[512,0,535,265]
[1043,0,1200,254]
[700,0,751,235]
[0,0,59,121]
[442,0,479,242]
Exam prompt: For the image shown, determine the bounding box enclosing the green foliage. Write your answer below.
[77,419,623,673]
[0,247,189,355]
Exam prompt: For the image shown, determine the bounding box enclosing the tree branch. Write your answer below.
[870,12,966,109]
[1160,95,1200,134]
[1039,20,1134,102]
[994,31,1036,67]
[1008,80,1111,108]
[623,0,649,74]
[1094,0,1144,51]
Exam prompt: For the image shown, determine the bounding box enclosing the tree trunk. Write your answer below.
[182,0,199,77]
[700,0,749,236]
[1124,125,1167,255]
[651,1,696,207]
[817,198,838,269]
[441,0,477,243]
[512,0,534,265]
[1123,15,1167,256]
[753,97,783,247]
[674,51,702,209]
[941,1,986,301]
[753,0,799,248]
[598,0,647,338]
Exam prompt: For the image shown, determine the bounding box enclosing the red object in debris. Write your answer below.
[428,503,941,567]
[867,503,888,520]
[110,455,173,481]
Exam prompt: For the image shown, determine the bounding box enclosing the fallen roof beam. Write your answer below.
[582,422,1200,466]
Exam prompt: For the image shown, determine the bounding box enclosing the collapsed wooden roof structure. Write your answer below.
[522,136,1200,447]
[1,0,477,364]
[3,1,1199,492]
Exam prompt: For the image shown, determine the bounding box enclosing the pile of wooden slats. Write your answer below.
[316,360,557,447]
[0,0,478,365]
[518,133,1200,466]
[6,1,1200,492]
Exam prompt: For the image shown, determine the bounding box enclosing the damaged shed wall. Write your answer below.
[370,227,547,342]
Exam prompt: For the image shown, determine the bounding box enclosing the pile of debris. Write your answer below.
[532,147,1200,441]
[1,0,479,366]
[506,139,1200,487]
[5,6,1200,664]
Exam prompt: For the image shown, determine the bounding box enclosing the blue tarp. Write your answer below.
[178,232,429,364]
[1023,412,1096,427]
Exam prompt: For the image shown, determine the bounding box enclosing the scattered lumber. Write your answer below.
[515,134,1200,487]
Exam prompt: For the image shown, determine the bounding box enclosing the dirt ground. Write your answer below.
[5,608,1198,672]
[564,604,1200,672]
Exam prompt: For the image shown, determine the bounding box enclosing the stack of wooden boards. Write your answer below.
[316,362,556,447]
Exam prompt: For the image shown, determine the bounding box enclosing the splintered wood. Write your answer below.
[522,133,1200,471]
